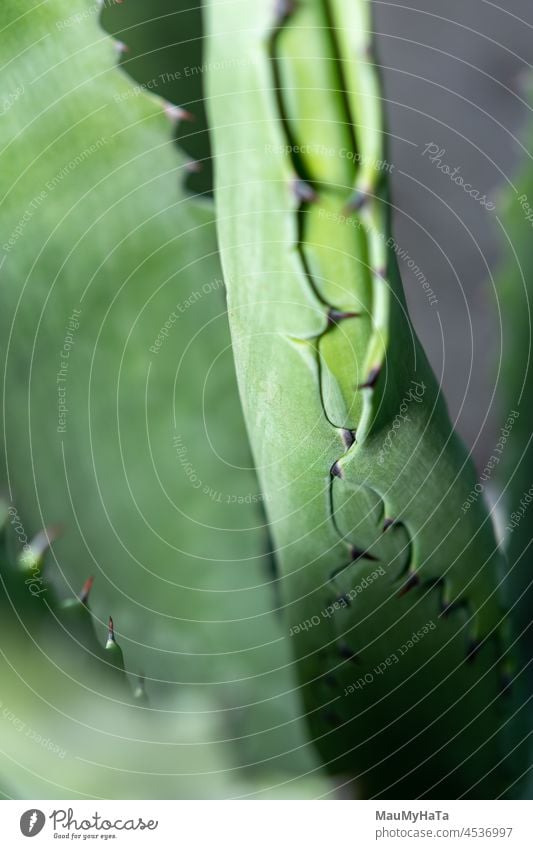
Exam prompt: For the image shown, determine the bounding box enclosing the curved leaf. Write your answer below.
[206,0,525,798]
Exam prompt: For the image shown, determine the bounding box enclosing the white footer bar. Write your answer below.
[1,799,530,847]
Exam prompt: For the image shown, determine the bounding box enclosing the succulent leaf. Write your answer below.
[205,0,525,797]
[0,0,319,788]
[100,0,211,195]
[495,92,533,709]
[0,499,332,798]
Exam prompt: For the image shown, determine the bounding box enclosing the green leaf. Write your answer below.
[100,0,211,195]
[0,506,329,798]
[494,93,533,710]
[0,0,322,791]
[206,0,525,797]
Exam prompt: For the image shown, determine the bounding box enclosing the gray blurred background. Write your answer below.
[373,0,532,464]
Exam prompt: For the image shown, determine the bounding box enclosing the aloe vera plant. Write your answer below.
[205,0,526,797]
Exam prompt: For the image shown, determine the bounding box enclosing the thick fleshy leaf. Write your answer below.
[495,98,533,717]
[206,0,525,798]
[101,0,211,195]
[0,0,322,792]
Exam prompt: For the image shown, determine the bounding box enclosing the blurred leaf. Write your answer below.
[496,99,533,695]
[0,509,331,799]
[101,0,211,195]
[0,0,319,789]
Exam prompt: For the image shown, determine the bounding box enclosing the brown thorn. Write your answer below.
[350,545,379,563]
[344,189,369,213]
[466,638,481,663]
[358,366,381,390]
[327,309,361,326]
[330,461,343,479]
[292,178,316,204]
[338,641,359,662]
[440,600,456,618]
[24,524,63,564]
[341,429,356,449]
[107,616,116,644]
[79,576,94,606]
[397,572,420,597]
[274,0,296,25]
[336,592,351,607]
[164,103,194,124]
